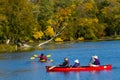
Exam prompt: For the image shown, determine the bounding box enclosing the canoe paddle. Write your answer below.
[46,54,51,58]
[89,58,92,63]
[30,54,38,60]
[30,54,51,60]
[49,59,54,62]
[30,56,35,60]
[49,66,56,70]
[88,57,92,66]
[30,54,53,62]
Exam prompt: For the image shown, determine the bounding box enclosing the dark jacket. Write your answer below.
[59,61,69,67]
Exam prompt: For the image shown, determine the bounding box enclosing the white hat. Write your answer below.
[74,59,79,63]
[92,55,98,59]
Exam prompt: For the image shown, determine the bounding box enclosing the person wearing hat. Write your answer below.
[89,55,100,67]
[72,59,80,67]
[59,57,69,67]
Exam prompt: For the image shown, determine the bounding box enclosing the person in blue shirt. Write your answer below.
[72,59,80,67]
[89,55,100,67]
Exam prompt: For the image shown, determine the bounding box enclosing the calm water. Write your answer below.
[0,40,120,80]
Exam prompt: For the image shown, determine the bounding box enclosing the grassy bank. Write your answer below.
[0,44,41,53]
[0,44,16,53]
[0,36,120,53]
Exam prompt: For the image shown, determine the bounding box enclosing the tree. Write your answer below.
[100,0,120,36]
[0,0,38,43]
[37,0,71,46]
[0,0,9,43]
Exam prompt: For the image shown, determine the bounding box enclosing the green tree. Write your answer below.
[0,0,9,42]
[73,0,100,40]
[100,0,120,36]
[0,0,38,43]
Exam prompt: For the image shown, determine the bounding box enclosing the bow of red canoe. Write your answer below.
[46,64,112,72]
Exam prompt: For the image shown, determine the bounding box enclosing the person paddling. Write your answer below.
[89,55,100,67]
[72,59,80,67]
[59,57,69,67]
[38,53,47,62]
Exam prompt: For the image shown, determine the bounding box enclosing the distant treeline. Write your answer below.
[0,0,120,44]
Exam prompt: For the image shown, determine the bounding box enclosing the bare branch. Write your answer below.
[38,26,66,47]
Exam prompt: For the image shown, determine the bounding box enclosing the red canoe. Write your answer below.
[46,64,112,72]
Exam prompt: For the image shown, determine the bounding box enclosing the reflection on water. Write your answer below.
[73,72,80,80]
[112,66,120,70]
[46,70,112,80]
[42,42,72,50]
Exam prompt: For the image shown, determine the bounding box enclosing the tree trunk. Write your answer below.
[38,37,54,47]
[6,39,10,44]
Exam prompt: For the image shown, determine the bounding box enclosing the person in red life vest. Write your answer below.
[38,53,47,62]
[89,55,100,67]
[72,59,80,67]
[59,57,69,67]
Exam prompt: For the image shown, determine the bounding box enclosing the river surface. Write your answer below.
[0,40,120,80]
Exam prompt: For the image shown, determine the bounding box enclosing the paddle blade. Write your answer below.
[30,57,35,60]
[49,59,54,62]
[49,66,56,70]
[33,54,38,57]
[47,54,51,58]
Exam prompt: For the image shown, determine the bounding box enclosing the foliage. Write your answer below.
[0,44,16,53]
[77,37,84,41]
[54,37,63,42]
[44,26,55,37]
[33,31,44,39]
[0,0,38,43]
[0,0,120,44]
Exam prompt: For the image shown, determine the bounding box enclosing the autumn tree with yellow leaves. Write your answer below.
[0,0,120,46]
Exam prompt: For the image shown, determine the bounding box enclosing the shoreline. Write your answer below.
[0,37,120,53]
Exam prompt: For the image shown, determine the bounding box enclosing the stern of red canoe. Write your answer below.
[103,64,112,70]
